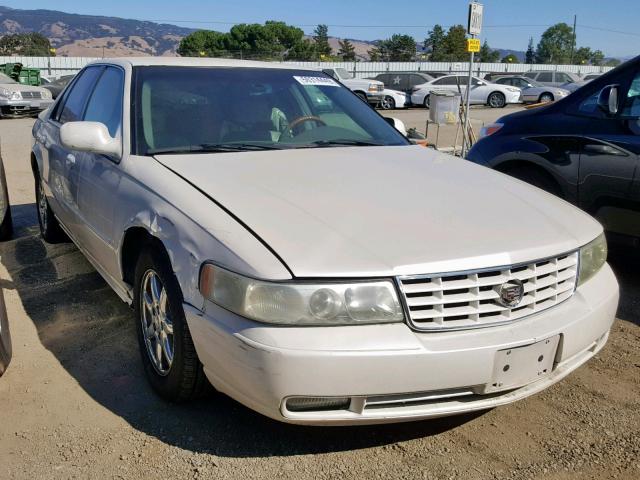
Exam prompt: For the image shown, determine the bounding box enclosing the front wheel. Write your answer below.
[134,244,208,402]
[488,92,506,108]
[423,95,431,109]
[539,92,554,103]
[380,95,396,110]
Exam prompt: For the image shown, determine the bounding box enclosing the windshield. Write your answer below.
[133,66,408,155]
[0,73,16,84]
[335,68,353,80]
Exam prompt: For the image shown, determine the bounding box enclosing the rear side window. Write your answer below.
[538,72,553,83]
[524,72,536,79]
[83,67,125,138]
[57,66,103,124]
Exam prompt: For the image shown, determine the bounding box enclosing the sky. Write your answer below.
[3,0,639,57]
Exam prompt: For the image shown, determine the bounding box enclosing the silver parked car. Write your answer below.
[0,73,54,118]
[31,58,617,425]
[493,76,570,103]
[523,70,582,87]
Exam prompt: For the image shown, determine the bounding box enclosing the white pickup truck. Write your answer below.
[322,67,384,106]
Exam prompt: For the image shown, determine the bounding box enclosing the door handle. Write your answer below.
[66,153,76,165]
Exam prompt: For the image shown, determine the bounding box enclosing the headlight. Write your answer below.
[199,264,404,325]
[0,88,20,100]
[479,122,503,138]
[40,89,52,99]
[578,233,607,286]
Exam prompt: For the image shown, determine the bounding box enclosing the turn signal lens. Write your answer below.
[479,122,503,138]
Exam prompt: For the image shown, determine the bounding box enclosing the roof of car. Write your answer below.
[87,57,313,70]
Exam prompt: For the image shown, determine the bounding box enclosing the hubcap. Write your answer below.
[381,96,393,109]
[38,182,48,227]
[490,94,503,107]
[140,270,174,376]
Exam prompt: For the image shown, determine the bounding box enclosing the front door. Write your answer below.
[575,68,640,237]
[75,66,125,278]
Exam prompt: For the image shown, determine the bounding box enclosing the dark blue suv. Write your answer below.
[467,56,640,241]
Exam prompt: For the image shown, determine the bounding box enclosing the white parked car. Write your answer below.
[31,58,618,425]
[379,88,409,110]
[493,76,570,103]
[411,75,521,108]
[322,67,384,105]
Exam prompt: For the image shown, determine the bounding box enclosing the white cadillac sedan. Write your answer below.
[31,58,618,425]
[411,74,521,108]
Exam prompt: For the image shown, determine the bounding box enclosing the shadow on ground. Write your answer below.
[0,202,488,457]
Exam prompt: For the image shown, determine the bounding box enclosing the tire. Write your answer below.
[539,92,554,103]
[488,92,506,108]
[35,173,67,243]
[134,244,207,402]
[380,95,396,110]
[0,205,12,241]
[503,166,561,197]
[423,94,430,109]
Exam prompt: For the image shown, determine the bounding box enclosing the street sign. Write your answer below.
[468,2,484,36]
[467,38,481,53]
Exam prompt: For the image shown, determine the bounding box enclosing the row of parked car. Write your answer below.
[329,68,603,110]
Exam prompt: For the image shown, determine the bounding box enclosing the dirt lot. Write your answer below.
[0,116,638,480]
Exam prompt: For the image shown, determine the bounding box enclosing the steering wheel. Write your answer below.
[288,115,327,134]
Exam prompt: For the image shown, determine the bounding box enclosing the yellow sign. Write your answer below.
[467,38,481,53]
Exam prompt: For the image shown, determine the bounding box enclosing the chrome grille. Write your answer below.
[398,252,579,331]
[21,91,42,99]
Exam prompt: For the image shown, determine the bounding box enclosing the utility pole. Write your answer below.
[570,14,577,64]
[462,1,483,157]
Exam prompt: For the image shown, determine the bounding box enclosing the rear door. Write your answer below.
[44,66,103,233]
[536,72,554,86]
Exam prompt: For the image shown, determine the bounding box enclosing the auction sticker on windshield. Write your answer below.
[293,76,339,87]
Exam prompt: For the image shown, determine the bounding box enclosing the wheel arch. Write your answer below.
[494,160,564,196]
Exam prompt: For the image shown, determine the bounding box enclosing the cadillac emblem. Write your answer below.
[496,279,525,308]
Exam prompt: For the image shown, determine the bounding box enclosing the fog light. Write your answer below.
[286,396,351,412]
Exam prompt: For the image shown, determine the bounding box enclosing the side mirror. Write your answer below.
[60,122,121,159]
[384,117,407,136]
[597,85,619,116]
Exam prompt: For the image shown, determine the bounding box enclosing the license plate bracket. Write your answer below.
[487,335,560,393]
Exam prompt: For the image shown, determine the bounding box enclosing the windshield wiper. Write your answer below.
[148,142,284,155]
[302,139,384,148]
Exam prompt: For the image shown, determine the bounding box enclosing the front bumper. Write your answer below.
[366,92,384,104]
[0,98,53,117]
[185,264,618,425]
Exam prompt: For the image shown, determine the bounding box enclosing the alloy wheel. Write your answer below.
[140,269,174,376]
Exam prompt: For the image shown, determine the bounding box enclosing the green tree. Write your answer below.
[313,24,331,59]
[478,40,500,63]
[285,39,317,60]
[337,39,356,61]
[425,25,446,61]
[574,46,593,65]
[368,46,382,61]
[535,23,574,64]
[442,25,468,61]
[605,58,621,67]
[525,37,535,64]
[590,50,605,66]
[0,32,53,56]
[377,34,416,61]
[501,53,519,64]
[177,30,226,57]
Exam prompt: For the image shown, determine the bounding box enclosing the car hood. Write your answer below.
[155,146,601,278]
[0,83,48,93]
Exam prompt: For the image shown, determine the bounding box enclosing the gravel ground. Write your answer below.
[0,117,638,480]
